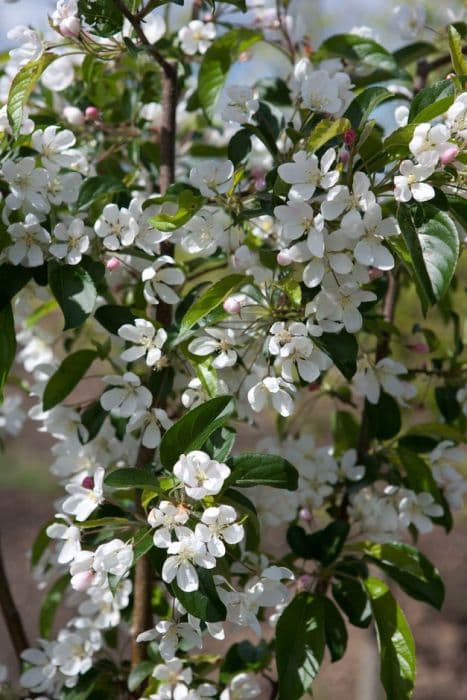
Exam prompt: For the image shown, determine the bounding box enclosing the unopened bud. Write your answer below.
[308,381,321,391]
[339,149,350,164]
[408,342,429,354]
[81,475,94,490]
[277,250,292,266]
[344,128,357,146]
[85,106,100,121]
[223,296,241,314]
[446,72,456,80]
[440,145,459,165]
[63,105,85,127]
[106,257,121,271]
[59,16,81,38]
[297,574,313,590]
[71,570,95,592]
[299,507,312,521]
[368,267,384,280]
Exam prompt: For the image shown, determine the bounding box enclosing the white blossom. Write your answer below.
[118,319,167,366]
[394,160,435,202]
[142,256,185,305]
[148,501,190,548]
[94,203,138,250]
[189,327,238,368]
[127,407,172,448]
[50,219,89,264]
[178,20,216,55]
[173,451,231,500]
[190,160,234,197]
[277,148,339,202]
[162,526,216,592]
[196,505,244,557]
[393,4,426,40]
[100,372,152,417]
[62,467,105,522]
[31,126,78,171]
[222,85,259,124]
[2,157,49,213]
[398,491,443,534]
[247,376,296,417]
[6,214,50,266]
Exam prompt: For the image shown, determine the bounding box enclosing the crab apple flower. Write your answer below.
[274,202,325,253]
[190,159,234,197]
[220,673,262,700]
[440,145,459,165]
[62,466,105,522]
[6,214,50,267]
[300,70,344,114]
[148,501,190,548]
[311,284,376,333]
[348,205,397,270]
[0,105,33,136]
[178,20,216,55]
[222,84,259,124]
[47,171,82,206]
[46,519,81,564]
[409,123,452,167]
[118,319,167,366]
[142,256,185,305]
[353,357,416,405]
[446,93,467,141]
[20,642,57,694]
[2,157,49,213]
[31,126,77,171]
[173,450,231,500]
[100,372,152,417]
[93,538,133,578]
[398,491,443,534]
[277,148,339,201]
[197,505,244,557]
[162,526,216,592]
[393,4,426,40]
[394,160,435,202]
[189,327,238,368]
[321,172,376,220]
[49,219,89,264]
[247,376,296,417]
[180,208,230,256]
[126,407,172,449]
[94,203,138,250]
[137,620,202,660]
[337,449,365,481]
[62,105,84,126]
[7,25,43,66]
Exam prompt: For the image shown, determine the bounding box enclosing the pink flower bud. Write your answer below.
[368,267,384,280]
[446,72,456,80]
[81,476,94,490]
[106,257,121,271]
[440,145,459,165]
[63,106,85,127]
[71,570,95,592]
[344,128,357,146]
[297,574,313,590]
[308,381,321,391]
[85,106,100,121]
[277,250,292,266]
[223,296,241,314]
[59,16,81,38]
[299,507,312,522]
[339,149,350,164]
[408,342,429,354]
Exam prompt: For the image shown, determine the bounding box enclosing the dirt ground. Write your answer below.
[1,485,467,699]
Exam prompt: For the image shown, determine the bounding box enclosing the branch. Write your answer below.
[415,46,467,91]
[0,534,29,666]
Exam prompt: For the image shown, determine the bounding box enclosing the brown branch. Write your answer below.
[0,534,29,666]
[415,46,467,91]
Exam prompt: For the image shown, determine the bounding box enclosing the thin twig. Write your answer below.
[0,534,29,666]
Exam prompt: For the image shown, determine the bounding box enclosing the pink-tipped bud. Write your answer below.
[85,106,100,121]
[440,145,459,165]
[297,574,313,590]
[299,507,312,522]
[63,105,85,127]
[339,149,350,164]
[71,570,95,592]
[277,250,292,266]
[368,267,384,280]
[308,381,321,392]
[106,257,121,271]
[408,342,429,354]
[446,72,456,80]
[344,128,357,146]
[223,296,241,314]
[59,16,81,38]
[81,476,94,490]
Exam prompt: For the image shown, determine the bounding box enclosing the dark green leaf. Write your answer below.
[133,528,154,561]
[39,575,69,638]
[43,349,97,411]
[94,304,137,335]
[78,0,123,36]
[205,426,236,462]
[220,640,271,682]
[306,117,350,152]
[159,395,234,468]
[314,331,358,380]
[345,87,393,128]
[150,189,205,232]
[180,274,248,331]
[365,577,416,700]
[276,592,325,700]
[105,468,160,490]
[408,79,455,123]
[315,34,397,73]
[332,578,372,628]
[287,521,350,564]
[172,568,226,623]
[332,410,360,455]
[76,175,125,210]
[393,42,438,67]
[0,303,16,401]
[80,400,107,443]
[435,386,461,422]
[227,453,298,490]
[0,265,33,309]
[366,393,401,440]
[48,261,97,330]
[322,597,348,662]
[228,129,252,165]
[127,661,154,692]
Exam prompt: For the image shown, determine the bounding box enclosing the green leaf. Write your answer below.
[0,265,34,309]
[180,274,248,331]
[76,175,125,210]
[332,577,372,628]
[332,410,360,454]
[365,577,416,700]
[220,640,272,682]
[0,303,16,401]
[276,592,325,700]
[315,34,398,73]
[80,400,107,443]
[198,29,263,120]
[43,349,97,411]
[7,53,56,137]
[159,395,234,468]
[227,453,298,490]
[408,79,455,123]
[48,261,97,330]
[287,520,350,565]
[448,25,467,76]
[127,661,154,693]
[205,425,236,462]
[366,393,401,441]
[345,87,393,128]
[31,520,53,568]
[222,488,260,550]
[133,528,154,561]
[150,189,205,232]
[104,468,160,490]
[307,117,350,151]
[314,330,358,380]
[39,575,69,638]
[78,0,123,36]
[228,129,252,165]
[397,205,459,314]
[94,304,137,335]
[404,421,464,444]
[172,568,226,623]
[322,597,348,662]
[357,541,444,609]
[393,42,438,67]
